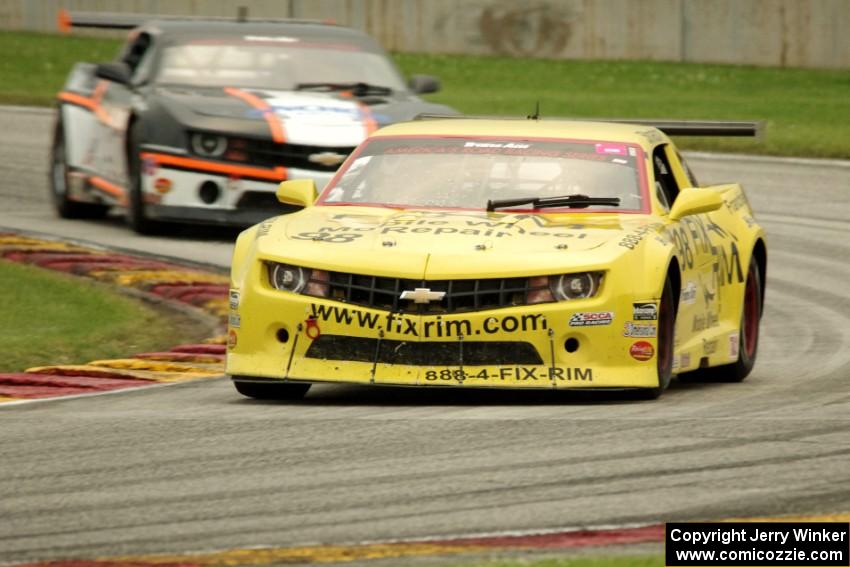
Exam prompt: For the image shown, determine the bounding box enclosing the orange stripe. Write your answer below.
[91,81,114,125]
[58,88,117,129]
[141,152,287,181]
[89,175,127,205]
[58,92,97,112]
[92,81,109,104]
[356,100,378,136]
[224,87,286,144]
[339,91,378,137]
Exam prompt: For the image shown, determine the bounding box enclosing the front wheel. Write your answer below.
[232,378,311,401]
[50,118,108,219]
[126,123,163,235]
[638,277,676,399]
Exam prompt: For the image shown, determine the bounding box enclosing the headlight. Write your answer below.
[190,133,227,158]
[269,263,306,293]
[550,272,603,301]
[268,263,329,297]
[526,272,603,304]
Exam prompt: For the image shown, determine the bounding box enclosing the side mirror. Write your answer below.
[95,62,131,85]
[276,179,317,208]
[668,188,723,221]
[408,74,441,95]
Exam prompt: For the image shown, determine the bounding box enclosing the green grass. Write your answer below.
[451,555,662,567]
[0,260,206,372]
[0,31,121,106]
[395,53,850,158]
[1,30,848,158]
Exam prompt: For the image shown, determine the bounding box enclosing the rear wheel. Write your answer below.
[232,378,311,400]
[126,123,162,235]
[50,118,108,219]
[638,277,675,399]
[692,256,762,382]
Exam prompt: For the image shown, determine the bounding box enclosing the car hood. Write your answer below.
[152,85,456,146]
[255,207,663,279]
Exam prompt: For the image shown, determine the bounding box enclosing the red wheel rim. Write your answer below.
[743,265,759,358]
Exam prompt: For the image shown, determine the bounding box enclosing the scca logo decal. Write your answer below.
[569,311,614,327]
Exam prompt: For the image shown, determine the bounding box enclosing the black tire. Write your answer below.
[49,118,108,219]
[638,277,676,400]
[126,123,162,235]
[233,378,311,401]
[686,256,762,382]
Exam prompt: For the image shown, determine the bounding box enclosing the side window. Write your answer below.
[120,33,154,82]
[675,149,700,187]
[655,181,670,211]
[652,144,680,212]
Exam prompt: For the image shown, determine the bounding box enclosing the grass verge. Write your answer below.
[0,31,120,107]
[395,53,850,159]
[0,259,209,372]
[1,30,848,158]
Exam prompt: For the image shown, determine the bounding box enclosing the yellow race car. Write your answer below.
[226,117,766,399]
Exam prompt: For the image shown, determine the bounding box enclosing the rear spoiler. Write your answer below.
[58,10,146,31]
[414,114,763,137]
[590,118,762,137]
[57,9,335,33]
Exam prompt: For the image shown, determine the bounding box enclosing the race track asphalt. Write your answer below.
[1,106,849,563]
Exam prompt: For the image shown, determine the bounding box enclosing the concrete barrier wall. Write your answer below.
[2,0,848,68]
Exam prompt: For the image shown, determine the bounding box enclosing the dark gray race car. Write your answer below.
[52,14,456,233]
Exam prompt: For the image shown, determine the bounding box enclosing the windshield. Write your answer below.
[319,137,647,212]
[155,39,406,91]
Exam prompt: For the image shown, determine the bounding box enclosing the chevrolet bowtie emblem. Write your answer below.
[308,151,347,167]
[400,288,446,304]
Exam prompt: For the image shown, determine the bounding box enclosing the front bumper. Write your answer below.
[147,204,293,227]
[141,159,335,226]
[226,273,662,390]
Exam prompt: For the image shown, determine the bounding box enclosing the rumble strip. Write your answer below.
[8,513,849,566]
[0,233,229,403]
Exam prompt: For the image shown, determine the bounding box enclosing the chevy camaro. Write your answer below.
[226,117,766,400]
[51,12,455,233]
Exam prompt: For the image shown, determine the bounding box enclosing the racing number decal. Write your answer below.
[669,225,695,269]
[292,231,364,243]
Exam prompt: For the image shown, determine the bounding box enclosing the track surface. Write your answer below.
[1,107,849,562]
